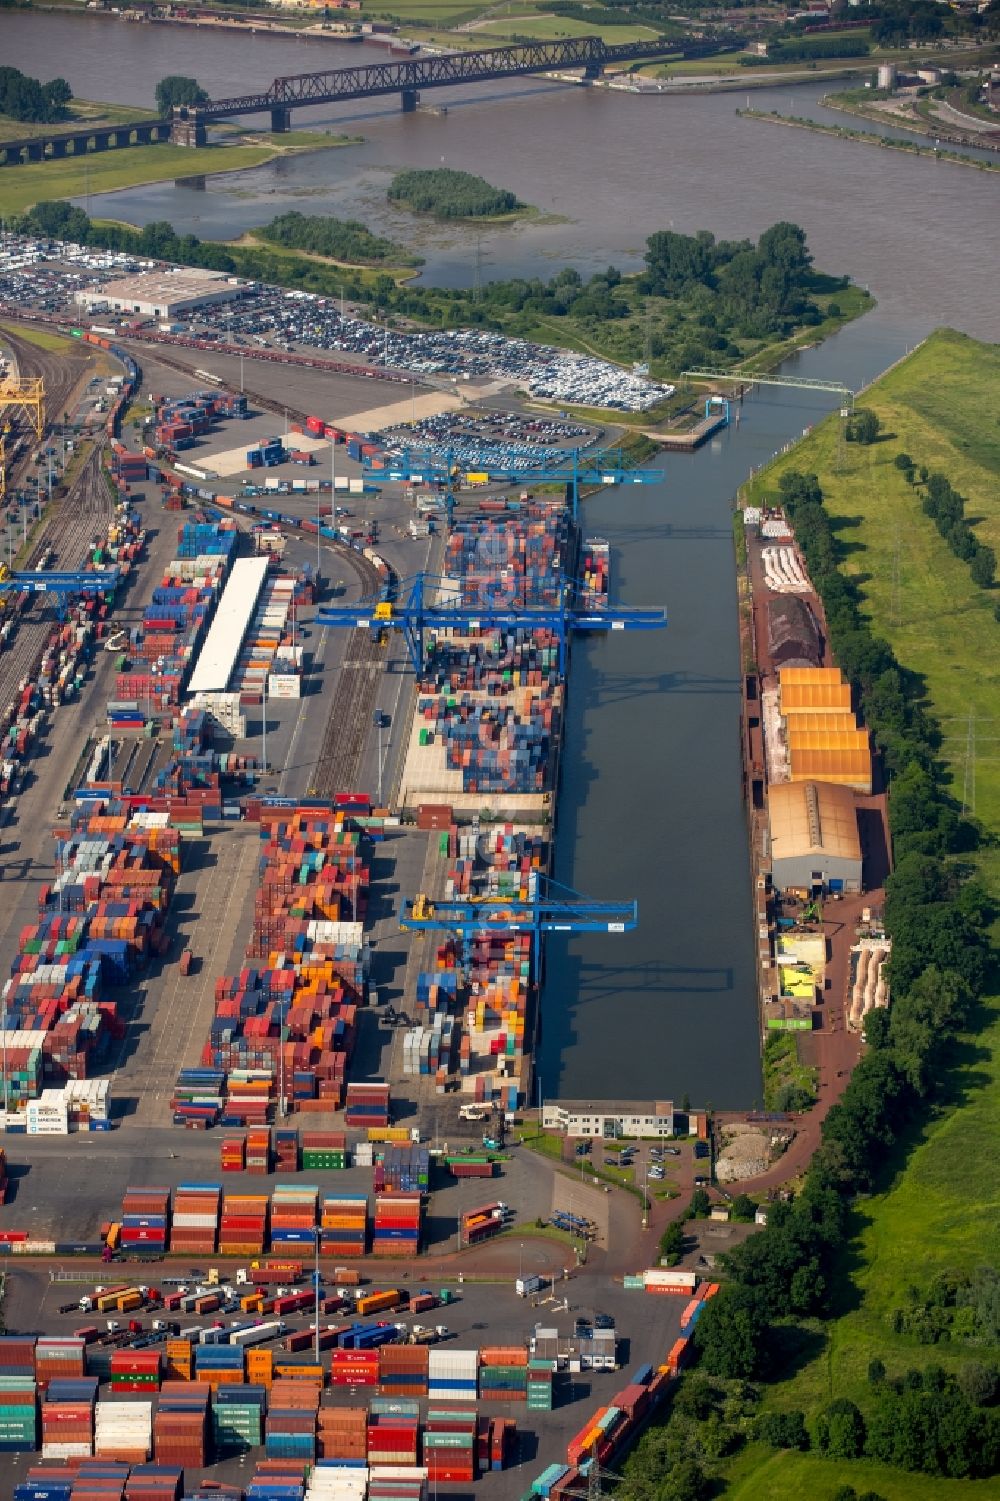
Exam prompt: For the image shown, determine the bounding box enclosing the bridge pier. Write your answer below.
[271,106,291,133]
[171,119,207,147]
[583,60,604,79]
[25,141,44,163]
[49,139,68,159]
[400,89,419,112]
[71,135,91,157]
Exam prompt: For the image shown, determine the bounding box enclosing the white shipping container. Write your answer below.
[644,1268,697,1289]
[267,674,300,699]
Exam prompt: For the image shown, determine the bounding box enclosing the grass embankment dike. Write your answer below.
[710,329,1000,1500]
[738,106,1000,171]
[0,134,348,219]
[0,97,158,145]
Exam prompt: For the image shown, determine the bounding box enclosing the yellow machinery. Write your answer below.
[373,601,394,622]
[411,893,434,923]
[0,377,44,441]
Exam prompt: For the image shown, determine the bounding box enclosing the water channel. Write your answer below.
[7,11,998,1103]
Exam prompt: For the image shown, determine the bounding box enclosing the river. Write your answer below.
[7,12,997,1104]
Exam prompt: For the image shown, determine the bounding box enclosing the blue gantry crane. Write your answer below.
[0,568,119,617]
[399,879,638,979]
[317,570,665,675]
[373,445,664,525]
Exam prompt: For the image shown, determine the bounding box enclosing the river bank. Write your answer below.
[737,106,1000,171]
[822,89,1000,153]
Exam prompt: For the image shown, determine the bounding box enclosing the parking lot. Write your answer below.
[0,230,675,411]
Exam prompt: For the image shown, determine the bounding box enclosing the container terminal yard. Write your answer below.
[0,229,892,1500]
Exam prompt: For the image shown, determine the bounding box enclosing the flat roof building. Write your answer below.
[768,779,862,894]
[542,1099,675,1139]
[77,268,242,319]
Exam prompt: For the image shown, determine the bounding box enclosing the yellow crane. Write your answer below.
[0,377,45,442]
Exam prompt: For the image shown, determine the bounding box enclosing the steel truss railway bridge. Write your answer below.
[172,36,715,141]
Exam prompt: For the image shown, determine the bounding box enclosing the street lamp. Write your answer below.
[373,709,388,805]
[261,677,267,779]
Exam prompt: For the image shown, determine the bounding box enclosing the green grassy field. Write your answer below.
[0,323,75,353]
[0,98,158,145]
[724,328,1000,1494]
[477,13,661,43]
[0,142,291,218]
[725,1447,1000,1500]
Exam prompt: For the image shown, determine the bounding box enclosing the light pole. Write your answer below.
[313,1235,321,1363]
[373,710,385,805]
[261,677,267,779]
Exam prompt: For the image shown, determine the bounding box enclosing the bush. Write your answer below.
[753,1410,809,1450]
[815,1398,866,1459]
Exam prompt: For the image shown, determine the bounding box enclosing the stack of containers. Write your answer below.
[219,1193,269,1256]
[246,1348,274,1393]
[124,1465,185,1501]
[119,1186,169,1255]
[366,1399,419,1467]
[479,1347,528,1404]
[0,1374,37,1451]
[109,1350,160,1395]
[490,1416,517,1470]
[329,1348,379,1389]
[41,1376,97,1458]
[423,1408,477,1484]
[527,1358,555,1412]
[93,1399,152,1461]
[344,1082,390,1130]
[316,1405,368,1462]
[220,1135,245,1172]
[35,1339,87,1393]
[212,1385,266,1454]
[194,1344,245,1391]
[302,1131,348,1170]
[169,1183,220,1255]
[246,1128,272,1173]
[247,1461,309,1501]
[270,1184,318,1251]
[320,1192,368,1259]
[274,1129,299,1173]
[264,1382,318,1462]
[305,1466,366,1501]
[372,1192,421,1259]
[378,1345,428,1398]
[368,1473,425,1501]
[376,1145,430,1194]
[0,1338,37,1384]
[164,1339,193,1384]
[428,1350,478,1404]
[152,1384,209,1468]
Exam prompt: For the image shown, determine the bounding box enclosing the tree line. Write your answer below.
[0,67,72,125]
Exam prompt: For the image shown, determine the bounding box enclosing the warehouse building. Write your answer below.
[77,268,242,319]
[767,595,822,670]
[768,779,862,894]
[542,1099,675,1139]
